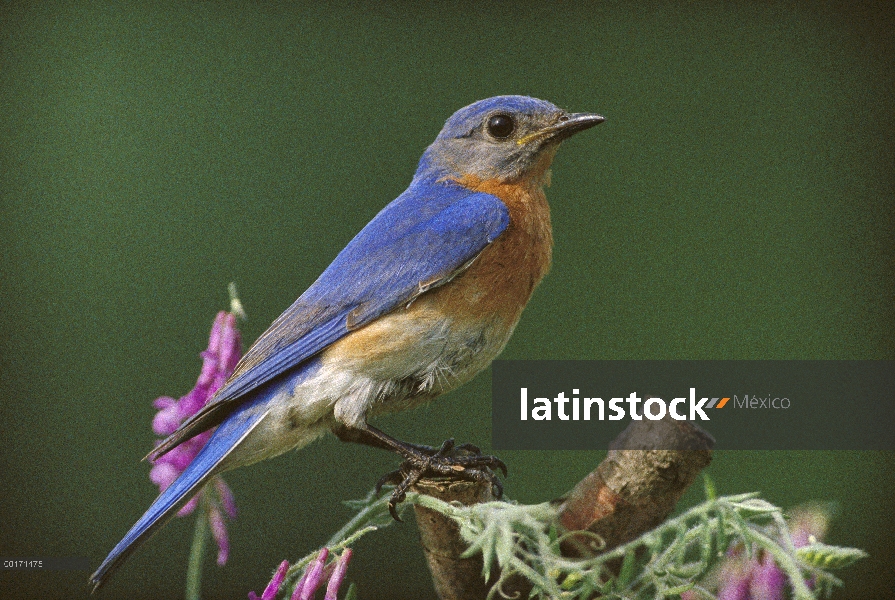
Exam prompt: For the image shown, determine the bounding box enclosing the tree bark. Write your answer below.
[412,478,497,600]
[413,415,715,598]
[558,417,714,556]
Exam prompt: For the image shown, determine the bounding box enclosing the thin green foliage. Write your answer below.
[289,485,865,599]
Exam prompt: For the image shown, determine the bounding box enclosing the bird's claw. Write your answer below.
[376,438,507,521]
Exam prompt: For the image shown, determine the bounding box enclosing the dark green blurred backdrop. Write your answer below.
[1,2,893,598]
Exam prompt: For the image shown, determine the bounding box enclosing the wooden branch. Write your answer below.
[412,478,497,600]
[558,417,715,556]
[412,415,715,599]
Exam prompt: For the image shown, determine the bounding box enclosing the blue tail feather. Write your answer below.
[89,397,269,592]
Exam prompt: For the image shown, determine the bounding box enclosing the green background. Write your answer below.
[1,2,892,598]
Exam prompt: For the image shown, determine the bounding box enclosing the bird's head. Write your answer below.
[417,95,604,185]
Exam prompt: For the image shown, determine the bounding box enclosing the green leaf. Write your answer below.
[702,473,717,501]
[797,543,868,569]
[616,550,637,589]
[662,581,695,596]
[559,570,583,590]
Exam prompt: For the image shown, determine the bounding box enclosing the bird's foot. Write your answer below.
[374,438,507,521]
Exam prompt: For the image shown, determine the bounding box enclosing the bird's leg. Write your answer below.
[331,423,399,452]
[332,423,436,453]
[332,423,507,521]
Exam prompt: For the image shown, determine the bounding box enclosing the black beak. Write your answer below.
[547,112,606,140]
[519,112,605,145]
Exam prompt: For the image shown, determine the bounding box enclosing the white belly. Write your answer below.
[228,310,515,467]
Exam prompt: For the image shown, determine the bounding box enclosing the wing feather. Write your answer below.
[149,179,508,458]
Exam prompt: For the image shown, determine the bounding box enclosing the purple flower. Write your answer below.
[323,548,353,600]
[249,560,290,600]
[746,553,787,600]
[149,310,242,564]
[685,504,831,600]
[248,549,353,600]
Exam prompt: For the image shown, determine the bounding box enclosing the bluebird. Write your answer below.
[90,95,603,590]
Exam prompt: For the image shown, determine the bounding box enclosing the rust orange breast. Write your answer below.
[323,174,554,371]
[427,174,554,326]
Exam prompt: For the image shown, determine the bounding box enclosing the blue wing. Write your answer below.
[91,362,320,591]
[150,177,509,457]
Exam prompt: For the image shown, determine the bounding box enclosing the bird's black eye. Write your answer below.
[486,114,515,139]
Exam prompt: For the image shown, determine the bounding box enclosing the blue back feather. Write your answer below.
[201,177,508,410]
